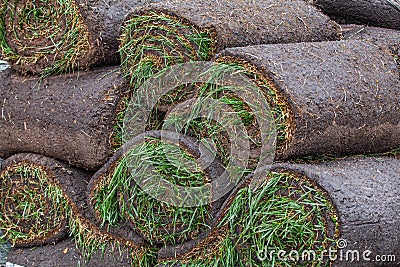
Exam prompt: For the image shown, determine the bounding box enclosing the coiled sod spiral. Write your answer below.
[0,0,89,76]
[161,171,339,266]
[132,62,287,170]
[89,132,220,247]
[120,12,213,88]
[0,162,68,247]
[229,171,339,266]
[0,153,153,265]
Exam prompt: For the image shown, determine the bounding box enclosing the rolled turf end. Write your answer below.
[158,170,339,266]
[0,0,90,76]
[119,0,341,88]
[119,11,214,88]
[0,159,69,247]
[88,131,225,250]
[0,153,150,265]
[215,40,400,160]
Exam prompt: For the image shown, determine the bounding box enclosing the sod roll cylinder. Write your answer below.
[160,157,400,266]
[158,168,339,265]
[120,0,341,87]
[0,153,88,247]
[273,157,400,267]
[0,67,129,170]
[216,40,400,160]
[0,0,154,76]
[307,0,400,30]
[88,130,226,258]
[0,153,151,264]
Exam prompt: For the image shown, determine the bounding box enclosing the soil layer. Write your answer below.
[7,238,133,267]
[0,67,129,170]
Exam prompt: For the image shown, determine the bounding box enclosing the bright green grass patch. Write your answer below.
[92,138,212,245]
[0,162,144,263]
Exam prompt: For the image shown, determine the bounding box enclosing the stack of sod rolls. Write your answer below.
[0,0,399,266]
[1,3,397,171]
[86,39,400,265]
[4,152,399,266]
[127,38,400,163]
[0,0,341,170]
[157,157,400,267]
[3,154,400,265]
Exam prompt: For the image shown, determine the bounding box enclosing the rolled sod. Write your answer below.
[160,157,400,266]
[0,154,70,247]
[158,166,339,265]
[307,0,400,30]
[120,0,341,87]
[0,153,151,264]
[273,157,400,267]
[88,130,227,257]
[215,40,400,160]
[0,64,269,173]
[0,0,155,76]
[0,67,129,171]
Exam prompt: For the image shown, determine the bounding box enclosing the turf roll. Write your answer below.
[272,157,400,267]
[88,130,226,257]
[0,153,152,264]
[216,40,400,160]
[307,0,400,30]
[0,154,70,247]
[160,157,400,266]
[120,0,341,87]
[158,167,339,265]
[0,67,130,171]
[0,0,154,76]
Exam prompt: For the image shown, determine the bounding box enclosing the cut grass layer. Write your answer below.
[161,171,339,266]
[90,135,214,246]
[120,11,213,88]
[0,0,89,77]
